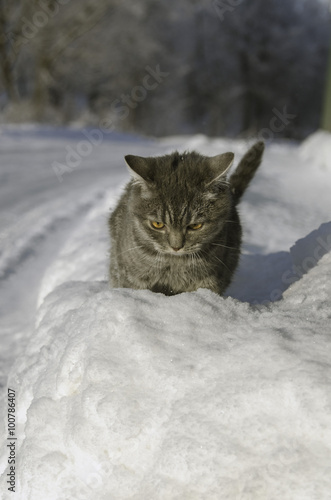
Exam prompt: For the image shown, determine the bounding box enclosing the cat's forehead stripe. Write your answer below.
[165,211,171,225]
[179,204,188,219]
[163,204,200,226]
[167,205,184,225]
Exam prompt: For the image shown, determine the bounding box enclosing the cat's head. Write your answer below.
[125,151,234,255]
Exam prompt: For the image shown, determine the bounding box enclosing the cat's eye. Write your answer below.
[151,221,165,229]
[188,223,203,230]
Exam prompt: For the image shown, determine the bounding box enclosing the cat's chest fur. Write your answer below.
[120,244,214,295]
[109,143,264,296]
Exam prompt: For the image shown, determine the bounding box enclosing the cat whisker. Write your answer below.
[140,249,164,270]
[155,251,163,273]
[200,247,231,272]
[116,244,145,257]
[192,251,209,275]
[211,254,231,272]
[190,252,199,274]
[189,253,197,274]
[210,243,239,250]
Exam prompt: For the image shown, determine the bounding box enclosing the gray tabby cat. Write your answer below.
[109,141,264,296]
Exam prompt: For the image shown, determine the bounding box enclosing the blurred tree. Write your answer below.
[0,0,115,119]
[196,0,330,139]
[57,0,165,127]
[27,0,113,120]
[0,0,330,138]
[0,0,27,101]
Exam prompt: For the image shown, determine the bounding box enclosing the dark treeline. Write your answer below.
[0,0,330,139]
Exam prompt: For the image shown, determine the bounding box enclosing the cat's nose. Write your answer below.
[169,231,184,251]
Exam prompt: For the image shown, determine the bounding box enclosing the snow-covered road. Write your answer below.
[0,126,162,385]
[0,126,331,499]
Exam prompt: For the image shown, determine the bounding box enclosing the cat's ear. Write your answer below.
[206,152,234,185]
[125,155,154,184]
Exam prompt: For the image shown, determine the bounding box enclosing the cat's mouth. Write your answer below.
[156,247,187,256]
[165,247,199,256]
[169,248,186,255]
[154,243,200,256]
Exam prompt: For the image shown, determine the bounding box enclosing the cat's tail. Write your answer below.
[229,141,265,205]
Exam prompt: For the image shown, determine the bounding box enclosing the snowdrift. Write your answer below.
[1,127,331,499]
[1,223,331,500]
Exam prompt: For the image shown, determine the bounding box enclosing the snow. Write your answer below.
[0,125,331,499]
[300,129,331,170]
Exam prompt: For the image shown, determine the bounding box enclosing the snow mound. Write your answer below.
[300,129,331,170]
[227,221,331,303]
[1,237,331,499]
[290,221,331,273]
[1,128,331,499]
